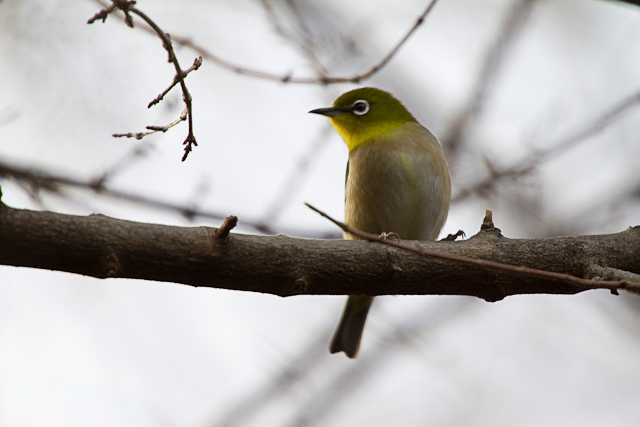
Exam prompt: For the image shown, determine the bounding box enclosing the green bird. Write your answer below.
[310,87,451,358]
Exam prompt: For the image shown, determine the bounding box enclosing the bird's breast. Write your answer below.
[344,124,451,241]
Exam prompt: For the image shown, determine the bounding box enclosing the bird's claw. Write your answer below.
[379,232,401,241]
[441,229,466,242]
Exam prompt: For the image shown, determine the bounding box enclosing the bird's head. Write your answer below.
[309,87,417,151]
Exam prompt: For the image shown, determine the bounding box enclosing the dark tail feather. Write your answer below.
[330,295,373,358]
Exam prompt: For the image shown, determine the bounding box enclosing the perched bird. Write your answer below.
[309,87,451,358]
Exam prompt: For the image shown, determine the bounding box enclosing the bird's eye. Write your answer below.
[352,100,370,116]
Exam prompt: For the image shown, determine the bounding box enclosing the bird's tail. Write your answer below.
[330,295,373,358]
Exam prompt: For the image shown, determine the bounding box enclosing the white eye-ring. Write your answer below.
[352,99,370,116]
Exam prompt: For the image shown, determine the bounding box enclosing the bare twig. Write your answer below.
[93,0,440,85]
[305,203,639,295]
[148,56,202,108]
[587,264,640,295]
[88,1,201,161]
[213,215,238,240]
[87,1,126,25]
[112,109,187,140]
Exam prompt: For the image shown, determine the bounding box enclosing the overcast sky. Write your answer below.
[1,1,640,426]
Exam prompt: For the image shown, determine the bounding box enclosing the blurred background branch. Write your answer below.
[0,158,333,237]
[443,0,536,163]
[452,89,640,203]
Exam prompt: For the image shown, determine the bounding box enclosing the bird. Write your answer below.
[309,87,451,358]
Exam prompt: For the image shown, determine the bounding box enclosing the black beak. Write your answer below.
[308,107,348,117]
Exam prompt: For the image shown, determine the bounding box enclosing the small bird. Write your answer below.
[309,87,451,358]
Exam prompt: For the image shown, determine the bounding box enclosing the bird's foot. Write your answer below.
[378,232,401,241]
[441,229,466,241]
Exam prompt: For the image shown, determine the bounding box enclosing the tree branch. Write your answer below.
[88,0,201,161]
[92,0,440,85]
[1,203,638,301]
[304,203,638,295]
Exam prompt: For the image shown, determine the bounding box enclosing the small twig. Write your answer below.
[586,264,640,295]
[480,208,502,233]
[93,0,440,85]
[304,202,638,295]
[88,1,201,161]
[87,2,118,24]
[87,0,134,26]
[213,215,238,240]
[148,56,202,108]
[112,109,187,140]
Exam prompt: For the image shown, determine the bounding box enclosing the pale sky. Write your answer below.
[1,1,639,426]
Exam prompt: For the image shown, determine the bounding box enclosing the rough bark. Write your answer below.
[0,203,638,301]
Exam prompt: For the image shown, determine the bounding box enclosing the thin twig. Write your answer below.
[148,56,202,108]
[586,264,640,295]
[213,215,238,240]
[304,203,638,294]
[88,1,201,161]
[112,109,188,140]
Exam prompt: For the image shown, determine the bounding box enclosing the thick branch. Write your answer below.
[0,204,638,301]
[304,204,636,294]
